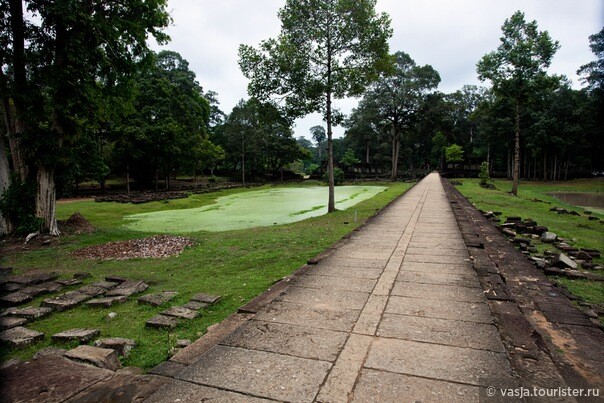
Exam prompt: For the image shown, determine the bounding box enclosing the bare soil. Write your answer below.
[71,235,194,260]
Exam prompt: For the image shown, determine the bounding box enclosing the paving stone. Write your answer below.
[365,337,511,386]
[0,291,33,307]
[67,372,167,402]
[396,270,481,288]
[279,286,369,310]
[77,284,107,297]
[190,292,221,304]
[391,281,486,303]
[146,314,179,329]
[52,328,100,343]
[221,319,348,362]
[1,306,52,319]
[254,300,360,332]
[352,368,481,403]
[313,264,383,279]
[86,295,127,307]
[386,296,493,324]
[378,314,504,352]
[42,291,91,311]
[65,345,121,371]
[161,306,199,320]
[0,326,44,347]
[94,337,137,357]
[182,300,207,310]
[176,345,332,402]
[148,360,188,377]
[105,280,148,297]
[54,278,82,286]
[295,274,376,292]
[0,354,113,402]
[147,379,272,402]
[138,291,178,307]
[0,316,28,330]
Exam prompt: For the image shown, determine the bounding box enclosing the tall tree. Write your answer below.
[477,11,559,195]
[310,125,326,159]
[239,0,392,212]
[1,0,170,235]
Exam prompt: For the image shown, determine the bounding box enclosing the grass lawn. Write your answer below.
[0,181,413,369]
[453,177,604,307]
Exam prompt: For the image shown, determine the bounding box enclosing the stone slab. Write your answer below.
[295,274,376,293]
[161,306,199,320]
[77,285,107,297]
[318,256,387,269]
[254,301,360,332]
[90,280,120,290]
[148,360,187,377]
[147,379,272,402]
[399,261,475,274]
[42,291,91,311]
[33,347,68,359]
[404,254,471,265]
[138,291,178,307]
[182,300,207,310]
[391,282,486,303]
[0,354,113,402]
[190,292,221,304]
[0,326,44,347]
[94,337,137,357]
[67,373,167,403]
[386,296,493,324]
[105,275,127,283]
[52,328,100,343]
[54,278,82,286]
[352,368,481,403]
[396,270,481,288]
[105,280,148,297]
[65,345,121,371]
[177,345,332,402]
[365,337,511,386]
[0,292,33,307]
[20,282,62,297]
[378,314,505,352]
[0,316,28,330]
[146,314,179,329]
[86,295,127,308]
[221,319,348,362]
[278,286,369,310]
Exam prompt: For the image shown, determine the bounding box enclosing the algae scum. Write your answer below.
[124,186,387,233]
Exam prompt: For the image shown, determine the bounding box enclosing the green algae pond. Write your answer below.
[123,185,387,233]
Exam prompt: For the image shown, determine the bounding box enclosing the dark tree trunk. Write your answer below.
[511,101,520,195]
[36,165,60,235]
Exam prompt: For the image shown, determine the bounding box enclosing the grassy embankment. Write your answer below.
[454,178,604,306]
[0,181,413,369]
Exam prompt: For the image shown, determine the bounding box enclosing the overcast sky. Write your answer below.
[152,0,603,139]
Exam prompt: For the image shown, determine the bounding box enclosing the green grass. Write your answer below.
[0,181,413,369]
[454,178,604,306]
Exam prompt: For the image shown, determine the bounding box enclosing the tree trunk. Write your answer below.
[553,154,558,182]
[241,153,246,185]
[365,142,370,164]
[326,91,335,212]
[543,153,547,181]
[507,146,511,179]
[511,101,520,195]
[126,163,131,195]
[390,127,399,181]
[0,133,13,235]
[36,165,60,235]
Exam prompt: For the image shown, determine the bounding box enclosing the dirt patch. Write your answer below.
[72,235,194,260]
[58,212,95,235]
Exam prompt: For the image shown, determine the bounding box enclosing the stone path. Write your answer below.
[147,173,513,402]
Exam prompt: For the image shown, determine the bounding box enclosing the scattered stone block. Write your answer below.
[175,339,191,348]
[532,225,548,235]
[541,232,557,243]
[20,281,62,297]
[182,300,206,310]
[513,238,532,245]
[505,216,522,223]
[86,296,127,308]
[0,326,44,347]
[502,228,516,237]
[138,291,178,307]
[0,292,33,307]
[91,281,120,290]
[582,248,601,258]
[1,283,22,292]
[33,347,68,359]
[146,314,178,329]
[65,345,121,371]
[0,306,52,320]
[54,278,82,286]
[94,337,136,357]
[190,293,221,304]
[52,328,100,343]
[544,267,565,276]
[78,285,107,297]
[106,280,148,297]
[575,251,593,261]
[148,360,187,377]
[0,316,28,330]
[3,276,37,285]
[73,272,92,280]
[551,253,578,270]
[161,306,198,320]
[105,275,127,283]
[42,291,91,311]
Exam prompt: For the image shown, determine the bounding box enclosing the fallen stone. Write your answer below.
[581,248,601,258]
[570,210,580,216]
[0,292,33,307]
[564,270,588,279]
[551,253,578,270]
[86,296,127,308]
[540,232,557,243]
[146,314,178,329]
[138,291,178,307]
[532,225,548,235]
[94,337,136,357]
[91,281,120,290]
[108,312,117,319]
[502,228,517,237]
[42,291,91,311]
[582,262,596,270]
[575,251,593,261]
[33,347,68,359]
[0,266,13,277]
[544,267,565,276]
[52,328,100,343]
[105,275,127,283]
[65,345,121,371]
[584,210,592,215]
[54,278,82,286]
[73,272,92,280]
[527,246,538,253]
[190,293,221,304]
[105,280,148,297]
[505,216,522,223]
[182,300,207,310]
[513,237,532,245]
[0,326,44,347]
[1,283,22,292]
[175,339,191,348]
[78,285,107,297]
[0,316,28,330]
[161,306,198,320]
[0,306,52,320]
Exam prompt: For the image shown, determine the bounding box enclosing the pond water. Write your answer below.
[550,192,604,209]
[124,186,387,233]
